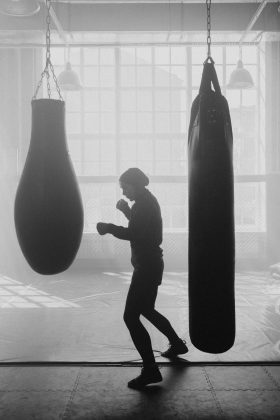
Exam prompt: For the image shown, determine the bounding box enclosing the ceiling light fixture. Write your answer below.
[0,0,40,17]
[57,1,82,91]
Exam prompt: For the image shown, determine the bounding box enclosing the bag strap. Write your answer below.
[199,57,221,95]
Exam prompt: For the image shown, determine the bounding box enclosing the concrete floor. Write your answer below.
[1,270,280,363]
[1,364,280,419]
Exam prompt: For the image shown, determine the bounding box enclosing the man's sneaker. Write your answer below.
[161,339,189,358]
[127,365,162,389]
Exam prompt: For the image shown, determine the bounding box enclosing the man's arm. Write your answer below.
[111,203,151,242]
[97,202,152,241]
[109,224,130,240]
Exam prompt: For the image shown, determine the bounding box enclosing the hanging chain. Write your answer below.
[33,0,63,100]
[206,0,212,59]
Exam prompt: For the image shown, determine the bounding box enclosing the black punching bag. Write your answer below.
[188,60,235,353]
[14,99,83,275]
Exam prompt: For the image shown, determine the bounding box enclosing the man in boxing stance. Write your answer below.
[97,168,188,389]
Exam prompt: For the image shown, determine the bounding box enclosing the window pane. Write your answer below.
[156,139,170,160]
[137,66,152,87]
[226,46,239,65]
[210,46,223,64]
[137,139,153,160]
[100,113,115,133]
[100,161,116,175]
[155,113,170,133]
[192,65,203,87]
[100,91,115,112]
[84,113,99,134]
[121,90,136,111]
[235,183,265,232]
[83,162,99,175]
[84,91,99,112]
[137,113,153,133]
[242,90,257,107]
[100,67,115,87]
[171,139,187,160]
[120,160,137,173]
[51,48,65,65]
[155,91,170,112]
[171,47,186,65]
[137,160,153,174]
[66,113,81,134]
[137,90,153,111]
[68,140,81,160]
[155,161,170,175]
[171,90,187,111]
[227,90,241,108]
[172,207,187,228]
[120,48,136,65]
[84,140,99,160]
[136,47,152,65]
[121,113,137,133]
[65,92,81,112]
[84,67,99,86]
[242,46,257,64]
[170,66,186,87]
[120,67,136,87]
[192,46,205,64]
[155,66,170,87]
[101,140,115,161]
[121,140,137,160]
[155,47,170,65]
[84,48,99,65]
[68,48,80,65]
[100,48,115,65]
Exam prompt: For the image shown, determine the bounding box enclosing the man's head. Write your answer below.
[119,168,149,201]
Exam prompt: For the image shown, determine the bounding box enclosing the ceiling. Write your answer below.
[0,0,279,46]
[39,1,279,3]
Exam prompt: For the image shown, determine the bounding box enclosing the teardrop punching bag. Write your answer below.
[188,61,235,353]
[14,99,84,275]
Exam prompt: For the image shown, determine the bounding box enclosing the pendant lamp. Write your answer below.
[227,0,267,90]
[14,0,84,275]
[0,0,40,17]
[57,61,82,91]
[227,58,254,89]
[57,1,82,91]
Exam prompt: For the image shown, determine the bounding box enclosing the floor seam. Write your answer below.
[262,366,280,391]
[0,389,72,393]
[203,367,224,418]
[212,388,278,392]
[61,367,81,420]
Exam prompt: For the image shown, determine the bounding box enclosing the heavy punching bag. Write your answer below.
[188,59,235,353]
[14,99,84,275]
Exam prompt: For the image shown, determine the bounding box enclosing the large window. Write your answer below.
[50,44,264,234]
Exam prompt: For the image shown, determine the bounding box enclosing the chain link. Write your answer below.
[206,0,212,58]
[33,0,63,101]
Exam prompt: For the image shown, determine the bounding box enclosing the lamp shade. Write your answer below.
[0,0,40,17]
[227,59,254,89]
[57,62,82,91]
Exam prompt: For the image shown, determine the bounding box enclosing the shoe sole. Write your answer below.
[161,348,189,358]
[128,376,163,389]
